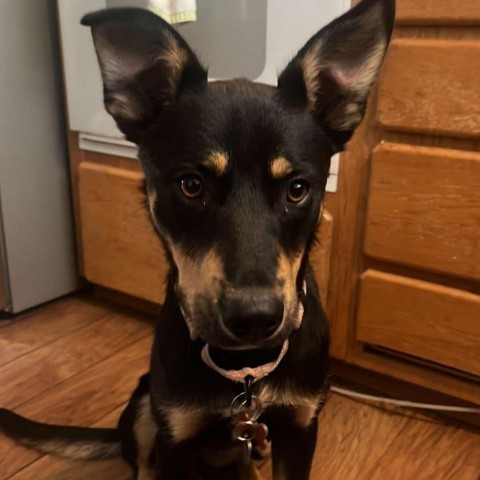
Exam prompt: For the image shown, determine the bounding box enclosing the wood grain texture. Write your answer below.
[260,394,480,480]
[0,311,151,409]
[383,131,480,155]
[332,359,480,427]
[357,270,480,377]
[78,162,168,304]
[323,84,385,360]
[66,131,86,275]
[365,415,480,480]
[66,131,144,275]
[323,0,480,410]
[1,295,479,479]
[397,0,480,25]
[310,395,410,479]
[0,296,109,367]
[346,346,480,406]
[0,336,152,478]
[364,143,480,280]
[378,39,480,138]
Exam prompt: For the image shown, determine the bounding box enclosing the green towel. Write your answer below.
[148,0,197,25]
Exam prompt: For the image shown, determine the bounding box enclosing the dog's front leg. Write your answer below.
[153,434,196,479]
[269,416,318,480]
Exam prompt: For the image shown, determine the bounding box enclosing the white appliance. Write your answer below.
[0,1,79,313]
[58,0,348,189]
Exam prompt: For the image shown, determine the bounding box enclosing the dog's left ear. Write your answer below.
[81,8,207,142]
[278,0,395,149]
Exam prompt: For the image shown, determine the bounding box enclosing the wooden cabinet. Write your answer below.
[78,162,168,304]
[364,144,480,280]
[323,0,480,405]
[66,0,480,407]
[357,271,480,377]
[396,0,480,25]
[378,39,480,138]
[67,135,168,306]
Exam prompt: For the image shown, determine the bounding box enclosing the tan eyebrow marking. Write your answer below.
[202,151,229,176]
[270,156,294,179]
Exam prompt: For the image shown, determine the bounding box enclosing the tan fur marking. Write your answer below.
[18,438,119,460]
[134,395,157,480]
[147,190,157,218]
[169,245,224,301]
[106,92,143,120]
[300,40,324,107]
[277,249,304,322]
[95,29,188,120]
[147,189,163,234]
[270,157,293,179]
[258,383,321,428]
[293,404,318,428]
[155,31,188,97]
[237,462,267,480]
[203,151,229,176]
[163,405,207,443]
[299,1,387,131]
[273,463,288,480]
[168,244,224,339]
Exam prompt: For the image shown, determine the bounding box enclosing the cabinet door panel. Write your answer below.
[79,162,167,303]
[357,270,480,377]
[364,143,480,280]
[397,0,480,25]
[378,39,480,138]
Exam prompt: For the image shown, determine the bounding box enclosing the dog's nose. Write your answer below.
[222,296,284,344]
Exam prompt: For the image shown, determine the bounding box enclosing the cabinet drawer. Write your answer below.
[378,39,480,138]
[356,270,480,377]
[364,143,480,281]
[397,0,480,25]
[78,162,168,304]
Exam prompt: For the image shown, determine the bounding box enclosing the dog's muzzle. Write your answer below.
[200,283,306,383]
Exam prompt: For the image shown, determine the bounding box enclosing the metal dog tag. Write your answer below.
[242,439,253,466]
[253,422,269,449]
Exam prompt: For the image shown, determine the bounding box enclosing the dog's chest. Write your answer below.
[157,382,322,444]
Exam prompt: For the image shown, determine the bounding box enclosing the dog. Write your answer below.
[0,0,395,478]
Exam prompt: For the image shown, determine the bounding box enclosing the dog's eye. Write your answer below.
[180,175,204,199]
[287,180,309,203]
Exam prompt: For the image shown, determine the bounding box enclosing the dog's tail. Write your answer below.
[0,408,121,460]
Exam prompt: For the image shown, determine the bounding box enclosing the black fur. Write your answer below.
[0,408,120,460]
[0,1,395,478]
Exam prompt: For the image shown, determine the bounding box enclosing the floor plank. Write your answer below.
[365,414,480,480]
[310,395,410,479]
[0,310,152,409]
[1,294,479,479]
[0,336,151,479]
[0,296,114,367]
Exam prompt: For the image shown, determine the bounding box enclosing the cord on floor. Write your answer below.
[330,386,480,414]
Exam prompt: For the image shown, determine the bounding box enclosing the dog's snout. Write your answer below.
[222,295,283,344]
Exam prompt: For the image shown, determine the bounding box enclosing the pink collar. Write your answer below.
[201,340,289,383]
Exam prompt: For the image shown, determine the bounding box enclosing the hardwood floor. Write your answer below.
[0,295,478,479]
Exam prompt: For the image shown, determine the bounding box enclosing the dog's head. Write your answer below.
[83,0,395,350]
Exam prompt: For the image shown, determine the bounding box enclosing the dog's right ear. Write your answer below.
[82,8,207,142]
[278,0,395,150]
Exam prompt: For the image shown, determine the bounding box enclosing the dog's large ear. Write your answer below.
[278,0,395,149]
[81,8,207,142]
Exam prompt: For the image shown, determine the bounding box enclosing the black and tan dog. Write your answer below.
[0,0,395,478]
